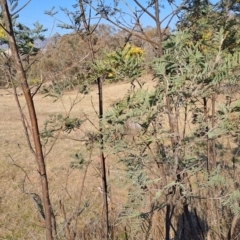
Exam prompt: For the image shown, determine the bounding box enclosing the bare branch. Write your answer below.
[11,0,32,16]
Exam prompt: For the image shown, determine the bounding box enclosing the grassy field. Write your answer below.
[0,77,156,239]
[1,77,240,239]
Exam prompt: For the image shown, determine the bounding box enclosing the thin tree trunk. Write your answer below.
[165,204,171,240]
[78,0,95,61]
[0,1,55,239]
[166,96,175,147]
[228,216,238,240]
[212,93,220,239]
[203,97,210,173]
[154,0,163,57]
[75,4,109,236]
[203,97,211,240]
[212,93,216,168]
[97,77,109,239]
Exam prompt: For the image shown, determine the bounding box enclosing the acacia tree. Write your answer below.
[99,27,240,239]
[177,3,240,238]
[0,1,56,239]
[77,1,240,239]
[79,2,188,238]
[90,1,240,238]
[46,1,111,238]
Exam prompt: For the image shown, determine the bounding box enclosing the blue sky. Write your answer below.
[15,0,181,37]
[15,0,75,36]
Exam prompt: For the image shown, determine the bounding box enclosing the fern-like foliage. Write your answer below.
[101,28,240,238]
[40,114,85,142]
[222,190,240,217]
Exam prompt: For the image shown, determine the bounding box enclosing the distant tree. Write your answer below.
[83,0,187,57]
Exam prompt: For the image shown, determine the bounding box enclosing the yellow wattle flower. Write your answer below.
[124,44,144,59]
[202,30,212,41]
[0,26,6,39]
[28,42,34,48]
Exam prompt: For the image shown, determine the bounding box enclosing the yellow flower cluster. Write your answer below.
[27,42,34,49]
[124,43,144,59]
[0,26,6,39]
[202,30,212,41]
[105,44,144,79]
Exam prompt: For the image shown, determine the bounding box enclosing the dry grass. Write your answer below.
[0,77,156,239]
[1,76,239,239]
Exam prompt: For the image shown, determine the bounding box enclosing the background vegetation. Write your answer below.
[1,0,240,239]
